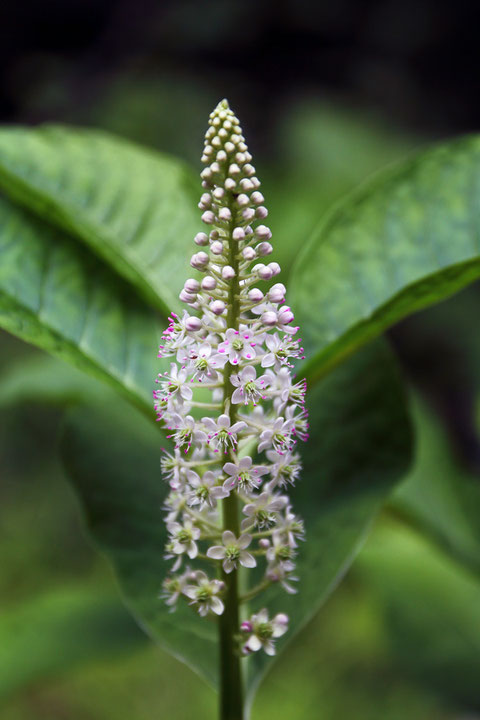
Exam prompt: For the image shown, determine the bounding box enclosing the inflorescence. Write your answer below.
[155,99,308,657]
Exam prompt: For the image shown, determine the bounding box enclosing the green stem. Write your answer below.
[219,196,245,720]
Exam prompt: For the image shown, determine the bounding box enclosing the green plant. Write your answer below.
[1,99,480,718]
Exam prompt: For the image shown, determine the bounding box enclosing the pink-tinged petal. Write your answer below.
[239,456,252,469]
[230,421,247,433]
[240,552,256,568]
[238,533,252,549]
[218,414,230,428]
[265,334,277,351]
[181,386,193,400]
[223,559,235,573]
[231,387,244,404]
[222,530,236,545]
[202,417,217,431]
[211,353,228,368]
[257,440,270,453]
[246,635,262,652]
[183,586,198,600]
[198,342,212,358]
[194,430,208,443]
[212,486,229,500]
[241,365,257,382]
[223,462,238,476]
[264,641,276,656]
[242,504,255,516]
[253,465,270,477]
[230,374,241,387]
[211,597,225,615]
[261,353,275,367]
[207,545,226,560]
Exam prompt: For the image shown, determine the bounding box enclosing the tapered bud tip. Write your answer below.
[218,98,230,111]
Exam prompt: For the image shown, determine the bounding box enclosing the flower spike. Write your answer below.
[156,99,307,658]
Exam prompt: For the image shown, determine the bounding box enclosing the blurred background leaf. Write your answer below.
[0,126,200,313]
[291,135,480,382]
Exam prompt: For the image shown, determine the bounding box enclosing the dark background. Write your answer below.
[1,0,480,148]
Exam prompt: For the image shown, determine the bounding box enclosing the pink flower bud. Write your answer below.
[268,283,286,303]
[201,210,215,224]
[248,288,264,303]
[213,187,225,200]
[190,252,209,270]
[242,208,255,221]
[179,289,196,303]
[224,178,236,191]
[256,206,268,219]
[261,310,277,326]
[224,141,235,154]
[236,194,250,208]
[210,300,226,315]
[242,247,256,261]
[185,316,202,332]
[240,621,253,633]
[256,224,272,240]
[218,207,232,221]
[256,242,273,256]
[268,262,281,276]
[258,266,273,280]
[232,227,245,241]
[200,192,211,206]
[201,276,217,291]
[184,278,200,293]
[229,163,241,176]
[222,265,235,280]
[251,191,264,204]
[194,232,209,246]
[278,305,294,325]
[210,241,224,255]
[243,163,255,176]
[258,538,270,549]
[240,178,254,191]
[216,150,227,162]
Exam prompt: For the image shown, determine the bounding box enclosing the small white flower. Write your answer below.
[257,416,296,454]
[265,450,302,488]
[206,530,256,573]
[260,333,303,370]
[166,519,201,561]
[217,326,261,365]
[241,491,288,530]
[230,365,270,405]
[202,413,247,453]
[166,414,208,453]
[223,456,270,492]
[186,470,229,509]
[241,609,289,655]
[158,362,193,402]
[161,568,193,611]
[183,571,225,616]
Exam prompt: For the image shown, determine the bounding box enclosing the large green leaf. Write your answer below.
[0,585,147,701]
[290,135,480,382]
[0,195,160,413]
[61,339,412,703]
[0,125,200,313]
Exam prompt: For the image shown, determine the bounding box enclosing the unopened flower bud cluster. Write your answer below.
[155,99,307,657]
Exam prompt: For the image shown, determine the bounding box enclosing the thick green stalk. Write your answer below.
[219,207,245,720]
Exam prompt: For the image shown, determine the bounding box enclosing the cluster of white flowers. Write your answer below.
[156,99,307,657]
